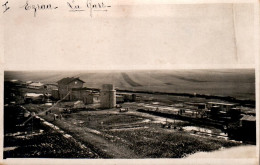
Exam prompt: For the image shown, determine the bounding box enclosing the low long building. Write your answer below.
[24,93,44,103]
[207,102,235,112]
[27,82,44,89]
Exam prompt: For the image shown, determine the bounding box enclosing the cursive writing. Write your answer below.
[86,0,111,17]
[66,0,111,17]
[2,0,111,17]
[67,1,85,12]
[2,1,10,13]
[21,1,58,17]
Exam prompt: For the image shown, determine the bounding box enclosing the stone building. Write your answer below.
[57,77,85,100]
[51,89,59,100]
[56,77,97,104]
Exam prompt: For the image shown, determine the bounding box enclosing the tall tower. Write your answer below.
[100,84,116,109]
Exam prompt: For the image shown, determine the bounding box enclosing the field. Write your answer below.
[15,103,240,158]
[4,69,255,100]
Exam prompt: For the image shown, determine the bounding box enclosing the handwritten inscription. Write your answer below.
[2,0,111,17]
[67,0,111,17]
[86,0,110,17]
[21,1,58,17]
[67,1,84,12]
[2,1,10,13]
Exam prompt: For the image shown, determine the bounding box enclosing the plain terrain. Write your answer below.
[5,69,255,100]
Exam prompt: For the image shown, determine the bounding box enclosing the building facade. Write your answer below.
[56,77,97,104]
[57,77,85,100]
[100,84,116,109]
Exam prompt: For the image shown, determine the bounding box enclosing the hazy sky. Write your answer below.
[3,1,256,70]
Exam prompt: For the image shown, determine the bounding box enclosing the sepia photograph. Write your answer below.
[1,0,259,164]
[3,69,256,159]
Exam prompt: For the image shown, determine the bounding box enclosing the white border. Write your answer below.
[1,0,259,164]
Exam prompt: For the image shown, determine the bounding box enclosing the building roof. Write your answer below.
[10,79,23,83]
[45,83,58,86]
[57,77,85,85]
[74,100,84,105]
[208,102,235,106]
[240,115,256,121]
[29,82,44,86]
[116,95,124,98]
[25,93,44,97]
[186,102,206,106]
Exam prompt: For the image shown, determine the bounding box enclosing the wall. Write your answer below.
[51,90,59,100]
[58,80,84,100]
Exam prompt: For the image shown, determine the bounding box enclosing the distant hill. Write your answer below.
[4,69,255,100]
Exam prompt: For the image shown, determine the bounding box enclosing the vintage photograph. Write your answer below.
[3,69,256,159]
[1,0,258,164]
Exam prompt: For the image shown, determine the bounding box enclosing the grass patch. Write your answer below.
[107,128,240,158]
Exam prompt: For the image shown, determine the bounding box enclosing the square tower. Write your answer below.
[100,84,116,109]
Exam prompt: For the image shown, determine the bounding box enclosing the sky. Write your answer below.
[3,1,257,70]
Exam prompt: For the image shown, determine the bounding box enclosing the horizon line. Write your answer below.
[4,68,255,72]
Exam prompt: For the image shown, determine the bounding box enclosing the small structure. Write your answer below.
[24,93,44,103]
[207,102,235,112]
[73,100,85,109]
[26,81,32,84]
[118,93,136,102]
[100,84,116,109]
[119,108,129,112]
[71,88,97,104]
[25,81,32,87]
[28,82,44,89]
[53,114,62,120]
[239,115,256,142]
[195,103,206,110]
[240,115,256,128]
[210,105,220,115]
[228,108,241,120]
[116,95,124,103]
[10,79,19,83]
[10,79,23,87]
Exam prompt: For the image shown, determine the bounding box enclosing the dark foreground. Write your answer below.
[4,106,99,158]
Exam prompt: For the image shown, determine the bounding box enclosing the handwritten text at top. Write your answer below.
[2,0,111,17]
